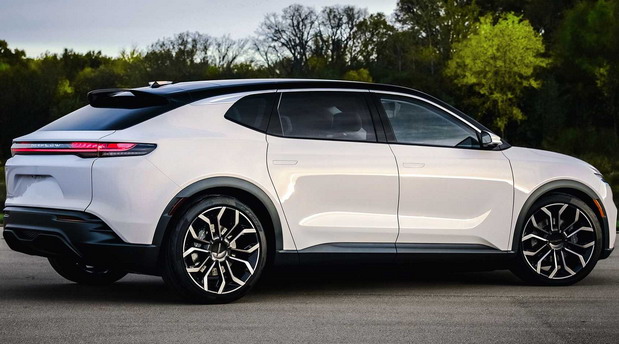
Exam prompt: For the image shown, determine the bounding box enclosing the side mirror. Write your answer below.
[480,131,502,149]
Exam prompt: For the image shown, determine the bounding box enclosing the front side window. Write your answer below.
[274,92,376,142]
[379,95,480,148]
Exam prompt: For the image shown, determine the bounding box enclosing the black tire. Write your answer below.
[48,258,127,285]
[511,193,603,286]
[162,195,268,304]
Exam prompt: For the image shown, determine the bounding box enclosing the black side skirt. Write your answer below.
[276,243,516,267]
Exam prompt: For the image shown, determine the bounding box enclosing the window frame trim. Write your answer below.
[215,88,491,150]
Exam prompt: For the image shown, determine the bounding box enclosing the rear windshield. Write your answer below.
[40,104,177,131]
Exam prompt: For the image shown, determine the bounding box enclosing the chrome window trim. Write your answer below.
[190,89,277,106]
[277,88,370,93]
[369,90,482,133]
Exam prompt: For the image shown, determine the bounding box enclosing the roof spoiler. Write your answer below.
[87,89,169,108]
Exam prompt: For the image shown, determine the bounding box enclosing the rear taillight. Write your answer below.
[11,142,156,158]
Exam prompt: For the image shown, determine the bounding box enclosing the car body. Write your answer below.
[3,79,616,302]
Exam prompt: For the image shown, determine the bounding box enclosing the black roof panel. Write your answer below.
[100,78,491,133]
[134,78,414,96]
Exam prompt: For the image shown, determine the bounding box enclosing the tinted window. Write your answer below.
[379,96,479,148]
[275,92,376,142]
[224,93,276,132]
[40,104,179,131]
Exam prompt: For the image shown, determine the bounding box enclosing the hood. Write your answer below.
[502,146,596,171]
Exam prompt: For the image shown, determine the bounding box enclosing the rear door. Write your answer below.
[266,90,399,252]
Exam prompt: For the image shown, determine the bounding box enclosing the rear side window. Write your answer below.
[224,93,277,132]
[272,92,376,142]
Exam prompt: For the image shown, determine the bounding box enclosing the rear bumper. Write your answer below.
[2,207,160,275]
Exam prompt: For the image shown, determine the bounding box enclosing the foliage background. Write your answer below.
[1,0,618,208]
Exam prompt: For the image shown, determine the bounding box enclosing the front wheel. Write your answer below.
[48,258,127,285]
[511,193,603,285]
[162,196,267,303]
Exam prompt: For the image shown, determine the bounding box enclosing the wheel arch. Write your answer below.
[512,179,609,252]
[152,177,285,264]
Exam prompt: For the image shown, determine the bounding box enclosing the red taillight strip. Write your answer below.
[11,142,153,157]
[97,143,137,152]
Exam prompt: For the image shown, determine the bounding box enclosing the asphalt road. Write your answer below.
[1,235,618,344]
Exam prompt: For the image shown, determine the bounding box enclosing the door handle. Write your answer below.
[402,162,425,168]
[272,160,298,165]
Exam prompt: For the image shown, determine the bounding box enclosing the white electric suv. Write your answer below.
[3,79,616,303]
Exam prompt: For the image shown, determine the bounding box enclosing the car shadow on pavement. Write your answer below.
[254,263,524,294]
[1,279,179,305]
[1,263,526,305]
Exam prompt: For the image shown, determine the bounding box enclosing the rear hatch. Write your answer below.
[6,131,114,211]
[5,89,185,211]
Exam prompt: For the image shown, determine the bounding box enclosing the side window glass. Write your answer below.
[379,96,479,148]
[276,92,376,142]
[224,93,276,132]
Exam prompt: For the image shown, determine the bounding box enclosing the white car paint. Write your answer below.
[4,130,114,212]
[503,147,617,250]
[267,135,399,250]
[4,88,616,256]
[390,144,514,250]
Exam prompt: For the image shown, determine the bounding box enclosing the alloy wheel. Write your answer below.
[182,206,260,294]
[521,202,596,280]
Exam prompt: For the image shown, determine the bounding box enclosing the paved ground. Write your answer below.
[1,235,618,344]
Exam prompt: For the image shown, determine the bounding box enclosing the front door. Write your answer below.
[374,93,514,251]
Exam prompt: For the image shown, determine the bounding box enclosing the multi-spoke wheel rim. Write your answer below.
[522,203,595,280]
[182,206,260,294]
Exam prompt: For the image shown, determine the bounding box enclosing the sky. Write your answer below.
[0,0,398,57]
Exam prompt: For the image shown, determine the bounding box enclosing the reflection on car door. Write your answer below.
[266,91,399,252]
[374,93,514,251]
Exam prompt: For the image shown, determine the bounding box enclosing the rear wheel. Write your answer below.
[162,196,267,303]
[48,258,127,285]
[511,193,602,285]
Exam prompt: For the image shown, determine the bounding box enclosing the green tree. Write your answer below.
[0,40,26,70]
[395,0,480,75]
[477,0,578,39]
[143,31,213,81]
[314,6,367,67]
[354,13,395,66]
[555,0,619,137]
[0,48,62,158]
[255,4,318,76]
[445,13,549,135]
[342,68,373,82]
